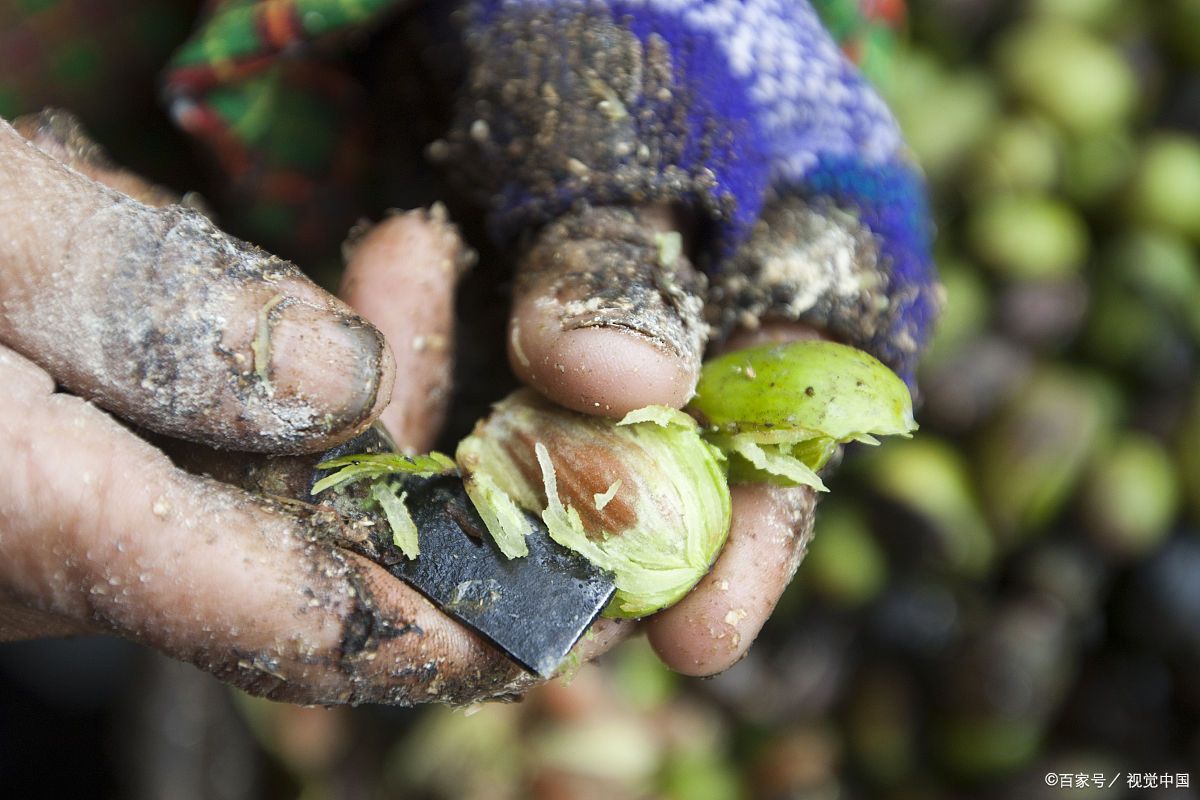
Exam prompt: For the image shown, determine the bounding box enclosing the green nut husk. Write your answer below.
[967,193,1089,281]
[687,340,917,489]
[456,390,731,619]
[1127,134,1200,241]
[1081,432,1180,559]
[977,367,1118,542]
[996,21,1136,134]
[802,503,888,606]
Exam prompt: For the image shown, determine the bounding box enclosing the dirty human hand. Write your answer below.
[442,0,941,675]
[0,114,626,705]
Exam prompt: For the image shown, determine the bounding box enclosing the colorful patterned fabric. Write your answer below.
[1,0,930,375]
[811,0,905,89]
[158,0,905,247]
[162,0,404,247]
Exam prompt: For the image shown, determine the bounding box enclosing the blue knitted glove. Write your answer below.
[443,0,939,385]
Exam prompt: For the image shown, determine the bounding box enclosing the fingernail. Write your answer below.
[518,207,707,362]
[510,207,707,415]
[266,301,393,433]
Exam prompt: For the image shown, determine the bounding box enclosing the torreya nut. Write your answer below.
[456,389,732,619]
[687,340,918,489]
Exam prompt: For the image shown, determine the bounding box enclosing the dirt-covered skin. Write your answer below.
[0,115,392,454]
[340,208,474,453]
[12,110,183,209]
[0,346,501,704]
[708,197,890,344]
[0,350,626,705]
[646,483,815,675]
[509,205,707,416]
[0,112,633,705]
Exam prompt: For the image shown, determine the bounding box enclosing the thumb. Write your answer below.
[0,116,392,453]
[507,204,707,418]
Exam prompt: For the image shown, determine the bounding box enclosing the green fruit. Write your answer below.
[978,367,1118,540]
[457,390,731,619]
[1106,229,1200,340]
[804,504,888,606]
[863,437,995,577]
[972,116,1062,194]
[1084,285,1187,379]
[1082,433,1180,558]
[996,21,1137,133]
[897,69,1001,182]
[968,194,1089,280]
[611,638,677,710]
[690,340,916,440]
[1063,129,1136,206]
[1127,134,1200,241]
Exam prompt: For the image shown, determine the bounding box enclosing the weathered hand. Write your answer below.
[445,0,940,675]
[0,113,627,705]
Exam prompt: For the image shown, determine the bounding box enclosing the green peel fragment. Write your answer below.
[312,451,455,554]
[688,340,917,486]
[722,435,828,491]
[371,483,420,560]
[463,470,532,559]
[617,404,697,429]
[312,451,456,495]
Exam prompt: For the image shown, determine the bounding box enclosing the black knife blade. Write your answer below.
[312,430,615,677]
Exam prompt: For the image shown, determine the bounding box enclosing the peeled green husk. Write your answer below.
[687,340,918,489]
[456,390,732,619]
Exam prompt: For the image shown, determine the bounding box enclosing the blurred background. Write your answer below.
[3,0,1200,797]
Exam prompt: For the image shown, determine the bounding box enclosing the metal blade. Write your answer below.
[313,431,615,677]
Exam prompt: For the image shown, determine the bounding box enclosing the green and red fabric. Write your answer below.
[159,0,906,252]
[811,0,906,89]
[163,0,406,247]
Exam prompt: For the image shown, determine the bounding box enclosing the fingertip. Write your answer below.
[373,332,397,421]
[646,483,815,676]
[509,301,699,417]
[339,208,465,452]
[509,206,707,418]
[262,298,394,446]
